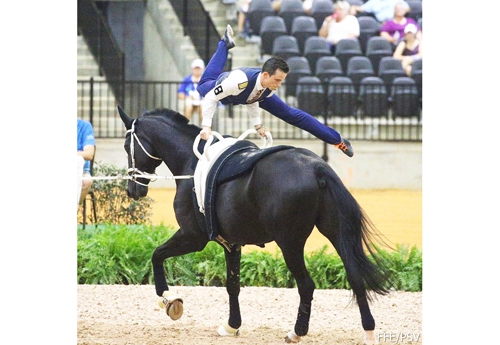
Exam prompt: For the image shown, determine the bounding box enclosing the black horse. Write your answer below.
[118,105,392,344]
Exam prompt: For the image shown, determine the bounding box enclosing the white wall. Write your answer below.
[94,139,422,190]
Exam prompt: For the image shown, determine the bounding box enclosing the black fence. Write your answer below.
[77,78,422,141]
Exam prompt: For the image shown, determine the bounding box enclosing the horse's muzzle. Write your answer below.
[127,182,149,200]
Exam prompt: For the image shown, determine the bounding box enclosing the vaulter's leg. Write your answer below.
[218,246,242,336]
[197,25,235,97]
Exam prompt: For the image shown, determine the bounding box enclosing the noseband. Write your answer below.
[126,119,162,186]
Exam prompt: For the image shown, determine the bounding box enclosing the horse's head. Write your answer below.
[118,105,163,200]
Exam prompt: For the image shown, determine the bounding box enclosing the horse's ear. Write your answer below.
[117,104,133,130]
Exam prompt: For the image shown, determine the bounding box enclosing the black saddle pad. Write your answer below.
[203,140,293,240]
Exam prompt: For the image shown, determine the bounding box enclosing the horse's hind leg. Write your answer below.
[217,246,242,337]
[276,240,315,343]
[356,294,377,345]
[316,213,381,345]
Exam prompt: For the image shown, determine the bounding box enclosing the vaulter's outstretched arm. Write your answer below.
[259,95,343,145]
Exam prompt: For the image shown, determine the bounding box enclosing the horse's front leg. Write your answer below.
[217,246,242,337]
[152,228,208,319]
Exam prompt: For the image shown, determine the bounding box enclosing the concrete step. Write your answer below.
[200,0,260,69]
[77,35,101,77]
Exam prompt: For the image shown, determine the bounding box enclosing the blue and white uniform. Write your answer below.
[197,40,344,145]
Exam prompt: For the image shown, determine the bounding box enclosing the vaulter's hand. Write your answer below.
[200,126,212,141]
[255,125,269,138]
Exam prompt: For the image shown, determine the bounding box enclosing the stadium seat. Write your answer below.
[284,56,312,98]
[390,77,420,119]
[410,58,422,102]
[406,0,423,22]
[365,36,393,75]
[346,0,364,6]
[334,38,363,73]
[247,0,276,36]
[278,0,306,34]
[296,76,326,116]
[310,0,334,31]
[378,56,407,94]
[327,76,357,117]
[303,36,331,73]
[315,56,344,87]
[357,16,381,54]
[290,15,318,54]
[272,35,301,60]
[358,76,388,119]
[346,56,375,94]
[259,16,287,57]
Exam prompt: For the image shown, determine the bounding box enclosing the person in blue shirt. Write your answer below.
[349,0,408,23]
[77,119,96,205]
[196,25,353,157]
[177,58,205,123]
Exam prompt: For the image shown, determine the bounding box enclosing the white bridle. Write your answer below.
[126,119,164,186]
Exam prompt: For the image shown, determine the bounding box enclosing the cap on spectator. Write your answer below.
[191,58,205,69]
[404,23,418,34]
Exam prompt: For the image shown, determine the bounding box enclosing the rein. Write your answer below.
[81,174,193,181]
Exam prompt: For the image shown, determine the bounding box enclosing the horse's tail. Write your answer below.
[319,167,393,300]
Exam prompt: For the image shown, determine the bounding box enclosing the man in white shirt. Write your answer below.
[196,25,354,157]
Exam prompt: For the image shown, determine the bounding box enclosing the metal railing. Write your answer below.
[77,78,422,141]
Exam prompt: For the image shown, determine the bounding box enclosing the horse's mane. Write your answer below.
[142,107,189,125]
[141,107,201,135]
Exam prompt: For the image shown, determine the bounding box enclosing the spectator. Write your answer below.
[302,0,313,15]
[318,0,360,54]
[236,0,281,38]
[237,0,252,38]
[77,118,95,207]
[380,1,421,48]
[350,0,408,23]
[178,58,205,123]
[392,23,422,76]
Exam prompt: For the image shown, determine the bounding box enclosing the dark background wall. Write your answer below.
[107,1,145,81]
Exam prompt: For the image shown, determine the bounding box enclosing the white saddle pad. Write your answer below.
[192,130,273,215]
[193,137,238,214]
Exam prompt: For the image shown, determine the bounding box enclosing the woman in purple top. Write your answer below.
[393,23,422,76]
[380,1,420,49]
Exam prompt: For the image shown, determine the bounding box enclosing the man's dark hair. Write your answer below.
[262,56,289,75]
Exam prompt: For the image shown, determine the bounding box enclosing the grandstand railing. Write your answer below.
[77,79,422,141]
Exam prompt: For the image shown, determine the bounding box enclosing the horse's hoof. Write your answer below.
[284,330,301,343]
[158,291,184,321]
[364,330,377,345]
[217,321,240,337]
